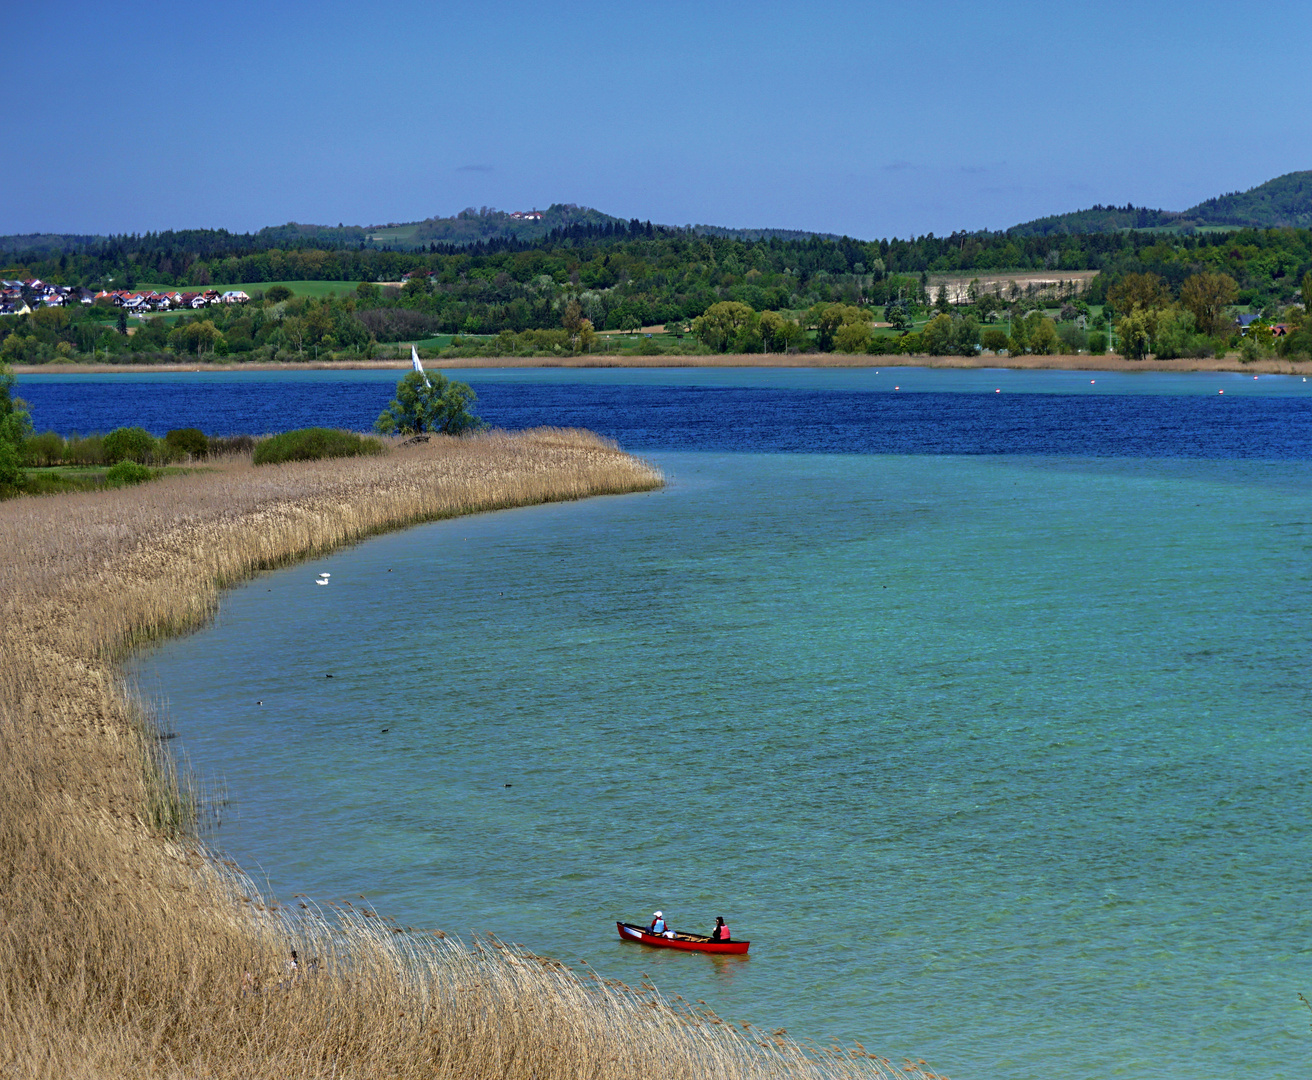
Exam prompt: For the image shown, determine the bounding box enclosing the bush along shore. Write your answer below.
[0,431,934,1080]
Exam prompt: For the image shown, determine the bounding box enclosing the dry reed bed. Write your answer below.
[21,352,1309,374]
[0,430,934,1080]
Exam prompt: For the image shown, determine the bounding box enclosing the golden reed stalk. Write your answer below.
[0,429,933,1080]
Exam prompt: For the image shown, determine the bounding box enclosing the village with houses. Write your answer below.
[0,279,249,317]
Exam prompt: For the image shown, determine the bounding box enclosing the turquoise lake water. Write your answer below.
[127,376,1312,1080]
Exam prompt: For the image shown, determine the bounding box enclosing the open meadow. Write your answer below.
[0,429,937,1080]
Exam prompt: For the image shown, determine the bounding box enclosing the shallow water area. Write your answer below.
[126,397,1312,1080]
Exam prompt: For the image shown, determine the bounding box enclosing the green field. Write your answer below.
[365,225,422,246]
[412,334,457,351]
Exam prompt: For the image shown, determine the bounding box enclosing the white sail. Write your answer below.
[411,345,432,388]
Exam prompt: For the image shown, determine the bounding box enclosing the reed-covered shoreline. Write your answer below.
[13,351,1311,375]
[0,430,931,1080]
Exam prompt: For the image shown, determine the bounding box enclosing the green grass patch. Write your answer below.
[252,428,385,466]
[7,463,211,499]
[412,334,456,352]
[365,225,421,246]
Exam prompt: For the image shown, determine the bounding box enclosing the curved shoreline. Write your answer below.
[1,433,930,1079]
[14,351,1311,376]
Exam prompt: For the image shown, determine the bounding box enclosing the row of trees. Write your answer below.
[4,248,1312,365]
[11,218,1312,290]
[1108,270,1312,360]
[7,223,1312,339]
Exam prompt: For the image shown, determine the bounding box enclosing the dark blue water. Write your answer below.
[16,368,1312,458]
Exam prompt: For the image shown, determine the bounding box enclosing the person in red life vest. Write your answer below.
[649,910,667,934]
[709,916,730,942]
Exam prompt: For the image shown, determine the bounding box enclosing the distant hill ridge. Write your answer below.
[1008,170,1312,235]
[4,171,1311,255]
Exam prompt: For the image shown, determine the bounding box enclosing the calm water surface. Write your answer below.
[100,370,1312,1079]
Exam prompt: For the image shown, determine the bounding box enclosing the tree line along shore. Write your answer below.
[3,222,1312,367]
[0,430,943,1079]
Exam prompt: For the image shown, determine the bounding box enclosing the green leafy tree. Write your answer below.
[950,313,981,355]
[265,285,294,303]
[280,315,307,355]
[1116,310,1154,359]
[758,310,786,352]
[920,313,953,355]
[691,301,757,352]
[809,303,867,351]
[375,370,484,435]
[164,428,209,458]
[1027,316,1059,355]
[561,299,586,350]
[884,301,912,332]
[1151,307,1205,359]
[1179,272,1238,337]
[169,318,224,357]
[980,327,1009,353]
[1107,272,1169,315]
[103,426,158,464]
[0,362,34,486]
[834,320,872,353]
[812,304,844,351]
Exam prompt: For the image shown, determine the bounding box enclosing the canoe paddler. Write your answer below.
[709,916,731,942]
[649,910,667,934]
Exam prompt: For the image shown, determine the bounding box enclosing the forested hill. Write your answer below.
[0,205,626,256]
[1183,171,1312,228]
[0,208,845,257]
[1009,171,1312,236]
[360,204,623,248]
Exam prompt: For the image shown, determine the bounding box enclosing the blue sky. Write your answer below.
[10,0,1311,240]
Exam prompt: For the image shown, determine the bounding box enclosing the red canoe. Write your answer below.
[616,921,750,955]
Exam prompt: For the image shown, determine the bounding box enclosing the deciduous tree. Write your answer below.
[1116,310,1154,360]
[374,370,484,435]
[1179,272,1238,336]
[692,301,757,352]
[834,321,871,353]
[1107,272,1169,315]
[0,362,33,486]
